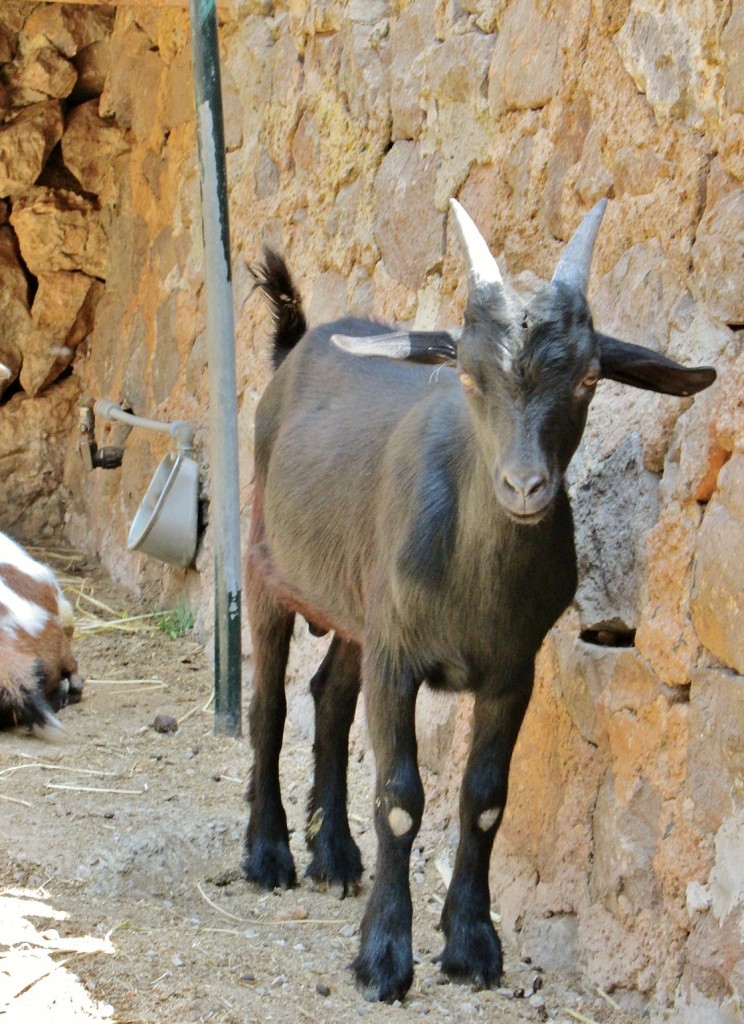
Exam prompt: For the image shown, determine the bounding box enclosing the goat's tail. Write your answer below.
[0,653,66,743]
[251,249,308,370]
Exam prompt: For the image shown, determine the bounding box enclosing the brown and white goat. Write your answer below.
[0,532,83,739]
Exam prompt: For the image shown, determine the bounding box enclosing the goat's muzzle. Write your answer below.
[494,466,555,523]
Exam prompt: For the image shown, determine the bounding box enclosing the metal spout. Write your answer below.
[78,403,124,471]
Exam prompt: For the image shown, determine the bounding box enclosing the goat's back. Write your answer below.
[254,321,463,639]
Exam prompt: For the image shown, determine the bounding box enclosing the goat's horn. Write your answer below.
[551,198,608,295]
[449,199,503,291]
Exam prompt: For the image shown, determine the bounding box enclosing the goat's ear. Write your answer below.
[331,330,460,365]
[597,334,717,396]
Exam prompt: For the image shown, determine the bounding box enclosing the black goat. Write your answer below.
[244,200,715,1002]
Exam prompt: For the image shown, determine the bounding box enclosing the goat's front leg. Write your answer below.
[437,668,533,988]
[352,651,423,1002]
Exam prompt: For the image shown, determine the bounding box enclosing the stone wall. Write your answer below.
[0,2,742,1019]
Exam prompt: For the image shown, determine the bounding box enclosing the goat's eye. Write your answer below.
[459,372,478,393]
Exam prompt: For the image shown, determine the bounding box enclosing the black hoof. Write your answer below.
[305,831,363,896]
[351,935,414,1002]
[242,838,296,890]
[435,918,503,989]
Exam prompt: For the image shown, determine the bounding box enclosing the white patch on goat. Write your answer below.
[388,807,413,837]
[0,533,56,585]
[477,806,501,831]
[33,714,68,744]
[0,578,50,637]
[59,594,75,631]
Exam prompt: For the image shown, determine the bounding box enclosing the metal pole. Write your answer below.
[189,0,242,736]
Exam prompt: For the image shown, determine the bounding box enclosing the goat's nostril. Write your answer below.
[502,472,519,495]
[525,474,547,497]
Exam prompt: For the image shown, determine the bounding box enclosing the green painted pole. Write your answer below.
[189,0,242,737]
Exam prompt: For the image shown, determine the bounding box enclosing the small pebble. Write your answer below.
[339,923,358,937]
[240,972,256,983]
[513,987,525,999]
[530,994,546,1009]
[153,714,178,734]
[496,987,514,998]
[316,982,331,997]
[533,973,544,991]
[277,904,309,921]
[171,954,184,967]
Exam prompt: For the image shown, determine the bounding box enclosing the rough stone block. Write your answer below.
[612,145,672,197]
[0,375,79,541]
[520,913,578,974]
[635,501,703,686]
[61,99,129,196]
[4,45,77,102]
[0,225,30,396]
[307,270,347,326]
[21,271,102,396]
[569,432,659,632]
[714,344,744,454]
[70,40,109,103]
[692,161,744,326]
[373,141,443,291]
[23,4,115,58]
[99,23,165,141]
[681,831,744,1016]
[615,2,698,124]
[590,769,662,917]
[542,93,592,240]
[722,2,744,114]
[691,454,744,674]
[0,101,64,197]
[10,186,107,279]
[425,32,493,106]
[552,634,618,745]
[688,667,744,833]
[488,0,564,116]
[387,0,435,140]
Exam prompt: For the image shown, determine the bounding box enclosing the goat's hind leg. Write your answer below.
[436,670,533,988]
[306,635,363,894]
[243,573,296,889]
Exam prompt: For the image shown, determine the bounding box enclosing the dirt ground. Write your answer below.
[0,551,643,1024]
